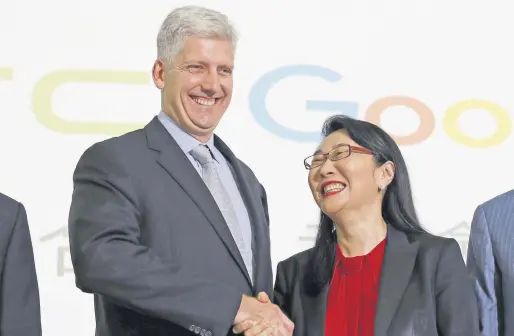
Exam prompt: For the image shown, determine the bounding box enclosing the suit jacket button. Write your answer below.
[205,331,212,336]
[189,325,195,331]
[194,326,201,333]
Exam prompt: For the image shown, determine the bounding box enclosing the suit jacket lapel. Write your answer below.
[144,118,252,286]
[213,136,271,293]
[302,284,329,336]
[374,226,419,336]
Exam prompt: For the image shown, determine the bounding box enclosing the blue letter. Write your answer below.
[248,65,358,142]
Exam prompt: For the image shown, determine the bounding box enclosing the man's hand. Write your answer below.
[256,292,271,303]
[233,293,293,335]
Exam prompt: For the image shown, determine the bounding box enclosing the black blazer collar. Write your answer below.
[374,225,419,335]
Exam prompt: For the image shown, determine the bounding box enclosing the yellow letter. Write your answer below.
[0,67,13,80]
[33,70,149,134]
[443,100,512,148]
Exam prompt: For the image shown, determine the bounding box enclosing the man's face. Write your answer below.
[153,36,234,142]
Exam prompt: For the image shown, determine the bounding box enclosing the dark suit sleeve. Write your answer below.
[273,261,290,316]
[466,205,499,335]
[68,144,243,336]
[435,238,480,336]
[0,203,42,336]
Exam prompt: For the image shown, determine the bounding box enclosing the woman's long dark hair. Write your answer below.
[304,114,427,295]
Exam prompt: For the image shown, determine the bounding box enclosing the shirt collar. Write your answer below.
[334,237,387,275]
[157,111,220,162]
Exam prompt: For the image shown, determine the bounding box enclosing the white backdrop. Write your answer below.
[1,0,513,334]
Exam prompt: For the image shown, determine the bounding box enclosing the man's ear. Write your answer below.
[152,59,166,89]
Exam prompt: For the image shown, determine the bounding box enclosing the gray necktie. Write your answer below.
[190,145,253,281]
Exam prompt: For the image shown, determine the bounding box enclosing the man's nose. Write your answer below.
[201,71,221,94]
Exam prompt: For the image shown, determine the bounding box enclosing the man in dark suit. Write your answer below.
[68,5,293,336]
[467,189,514,336]
[0,192,41,335]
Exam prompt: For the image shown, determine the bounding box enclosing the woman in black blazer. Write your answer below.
[236,115,480,336]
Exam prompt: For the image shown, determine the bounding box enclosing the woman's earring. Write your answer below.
[378,185,385,192]
[332,224,336,233]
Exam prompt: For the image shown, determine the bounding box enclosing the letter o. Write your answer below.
[443,99,512,148]
[365,96,435,145]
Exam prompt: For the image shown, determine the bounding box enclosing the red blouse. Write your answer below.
[325,238,386,336]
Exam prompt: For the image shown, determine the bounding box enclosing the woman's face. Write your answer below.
[307,130,392,217]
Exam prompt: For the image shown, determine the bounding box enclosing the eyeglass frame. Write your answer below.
[303,143,374,170]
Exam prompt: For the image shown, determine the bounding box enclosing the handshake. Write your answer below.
[232,292,294,336]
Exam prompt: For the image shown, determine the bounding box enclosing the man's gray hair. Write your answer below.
[157,6,238,64]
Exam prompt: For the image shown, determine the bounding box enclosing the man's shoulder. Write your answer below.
[91,128,146,151]
[79,128,148,164]
[0,192,21,223]
[0,192,20,211]
[478,189,514,212]
[471,190,514,235]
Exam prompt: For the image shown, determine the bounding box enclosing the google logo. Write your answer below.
[2,64,511,148]
[249,65,512,148]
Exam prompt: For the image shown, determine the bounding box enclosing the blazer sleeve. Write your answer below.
[435,238,480,336]
[466,205,500,336]
[68,143,243,336]
[273,261,291,317]
[0,203,42,336]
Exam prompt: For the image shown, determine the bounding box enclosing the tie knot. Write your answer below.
[190,145,214,166]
